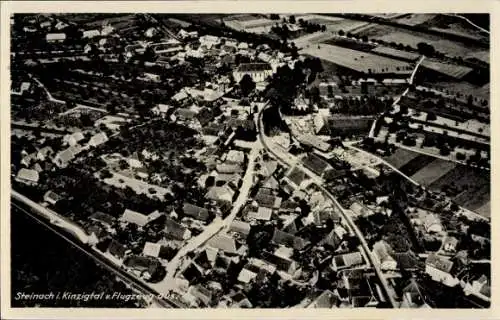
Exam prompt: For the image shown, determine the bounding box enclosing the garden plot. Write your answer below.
[383,148,420,169]
[420,60,473,80]
[301,44,412,75]
[409,158,456,185]
[358,26,482,57]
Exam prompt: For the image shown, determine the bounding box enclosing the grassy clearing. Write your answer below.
[410,158,456,185]
[398,154,436,176]
[383,148,421,169]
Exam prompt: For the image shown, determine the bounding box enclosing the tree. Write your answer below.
[416,42,435,56]
[439,145,450,156]
[239,74,256,97]
[338,29,345,36]
[269,14,280,20]
[361,35,368,42]
[289,15,296,24]
[426,112,437,121]
[327,85,334,98]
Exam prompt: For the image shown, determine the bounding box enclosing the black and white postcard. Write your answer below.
[1,1,496,319]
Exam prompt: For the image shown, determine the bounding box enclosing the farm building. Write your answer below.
[233,63,273,83]
[15,168,39,186]
[46,33,66,43]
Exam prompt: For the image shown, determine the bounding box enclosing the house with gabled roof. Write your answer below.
[205,186,235,204]
[53,146,80,168]
[442,236,459,253]
[88,132,108,147]
[36,146,54,161]
[226,291,253,308]
[15,168,39,185]
[262,175,279,191]
[261,251,298,275]
[332,251,364,271]
[120,209,162,228]
[64,131,85,147]
[188,285,213,307]
[225,150,245,165]
[182,262,204,284]
[400,279,431,308]
[425,253,459,287]
[207,233,245,255]
[307,290,338,308]
[229,220,251,236]
[237,267,258,284]
[142,242,162,258]
[43,190,63,206]
[216,163,243,174]
[46,33,66,42]
[83,29,101,38]
[183,203,210,222]
[164,217,191,240]
[247,206,273,221]
[271,228,309,250]
[107,240,127,262]
[254,192,282,209]
[372,240,397,271]
[124,255,162,281]
[89,211,116,229]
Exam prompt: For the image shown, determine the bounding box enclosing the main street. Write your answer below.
[257,106,398,308]
[150,141,260,295]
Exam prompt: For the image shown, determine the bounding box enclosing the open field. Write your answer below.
[383,148,420,169]
[370,46,420,61]
[356,25,482,58]
[301,44,412,75]
[423,81,490,104]
[429,166,490,217]
[465,50,489,64]
[418,14,489,42]
[398,154,436,177]
[382,147,490,217]
[420,60,473,80]
[474,202,490,218]
[394,14,437,26]
[409,158,456,185]
[323,37,376,51]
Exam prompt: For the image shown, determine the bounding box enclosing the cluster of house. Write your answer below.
[45,21,115,43]
[122,30,298,91]
[20,15,69,34]
[318,78,408,98]
[162,154,381,308]
[15,130,109,186]
[199,149,247,206]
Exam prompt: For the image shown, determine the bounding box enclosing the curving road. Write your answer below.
[257,106,398,308]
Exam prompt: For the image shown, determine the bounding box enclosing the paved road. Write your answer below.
[151,142,260,295]
[11,195,180,308]
[257,106,398,308]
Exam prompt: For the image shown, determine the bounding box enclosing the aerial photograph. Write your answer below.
[9,13,490,309]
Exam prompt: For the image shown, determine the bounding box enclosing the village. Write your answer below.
[10,13,490,309]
